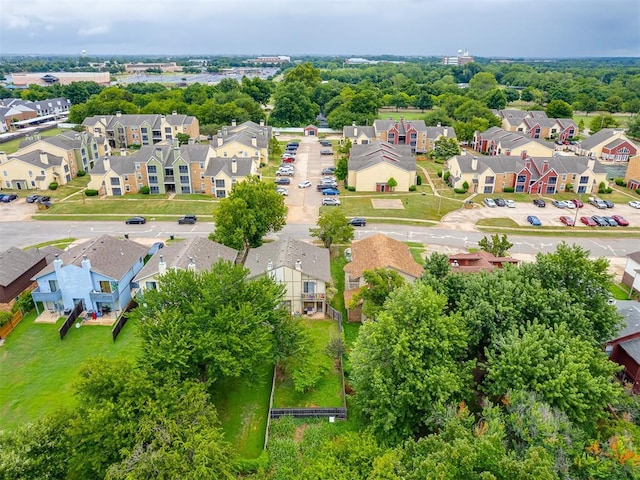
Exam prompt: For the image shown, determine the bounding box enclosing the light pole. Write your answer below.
[573,193,582,227]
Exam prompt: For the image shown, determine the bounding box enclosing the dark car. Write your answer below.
[580,216,597,226]
[611,215,629,226]
[603,200,615,208]
[321,166,335,175]
[321,188,340,195]
[348,217,367,226]
[494,198,506,207]
[602,216,618,226]
[320,148,334,155]
[1,193,18,202]
[125,216,146,224]
[320,140,332,147]
[275,177,291,185]
[178,215,197,224]
[26,194,40,203]
[36,195,51,203]
[591,215,608,226]
[559,216,574,226]
[527,215,542,226]
[533,199,546,208]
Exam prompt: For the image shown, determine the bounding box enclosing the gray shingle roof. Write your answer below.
[343,125,376,139]
[0,247,47,286]
[425,126,457,139]
[8,150,64,168]
[349,141,415,172]
[134,237,237,282]
[613,300,640,340]
[228,120,272,138]
[452,154,605,176]
[620,337,640,364]
[374,118,428,136]
[215,129,268,149]
[245,237,331,283]
[32,235,148,281]
[452,155,521,174]
[628,251,640,264]
[205,157,254,178]
[579,129,628,150]
[529,155,607,174]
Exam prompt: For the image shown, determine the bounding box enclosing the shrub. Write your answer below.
[49,182,58,190]
[443,171,451,182]
[347,186,356,192]
[140,186,150,194]
[129,144,142,150]
[503,187,514,193]
[598,181,608,194]
[462,181,469,192]
[0,311,12,327]
[84,189,99,196]
[566,183,573,192]
[434,158,445,164]
[417,175,423,185]
[437,170,443,178]
[12,291,34,314]
[454,188,467,194]
[615,178,625,186]
[409,185,417,191]
[76,170,86,177]
[636,188,640,195]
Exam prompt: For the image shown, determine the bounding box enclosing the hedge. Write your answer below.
[84,189,99,196]
[503,187,514,193]
[409,185,417,191]
[49,182,58,190]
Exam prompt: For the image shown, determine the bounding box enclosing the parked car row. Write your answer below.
[26,194,51,203]
[484,198,516,208]
[583,215,629,227]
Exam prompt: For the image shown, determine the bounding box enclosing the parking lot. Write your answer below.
[443,197,640,228]
[0,197,39,221]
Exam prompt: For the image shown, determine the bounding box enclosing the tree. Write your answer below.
[486,88,507,110]
[628,115,640,139]
[349,268,406,320]
[478,234,513,257]
[350,282,472,443]
[269,81,320,127]
[335,156,348,181]
[504,88,520,103]
[431,136,461,160]
[422,252,451,280]
[132,262,286,386]
[414,92,433,111]
[176,132,190,145]
[545,99,573,119]
[589,114,619,134]
[423,108,454,127]
[268,136,283,160]
[483,322,622,425]
[468,72,498,96]
[211,176,287,251]
[387,177,397,190]
[283,62,322,87]
[310,209,354,249]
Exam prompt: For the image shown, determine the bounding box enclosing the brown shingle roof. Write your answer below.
[448,251,518,273]
[344,234,423,280]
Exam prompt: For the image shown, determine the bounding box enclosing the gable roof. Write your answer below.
[205,157,254,178]
[0,247,47,286]
[374,118,428,136]
[344,234,423,279]
[425,126,457,139]
[244,237,331,283]
[6,150,64,168]
[343,125,376,140]
[579,129,629,150]
[349,141,416,172]
[620,337,640,364]
[448,251,518,273]
[134,237,237,282]
[32,235,148,281]
[628,251,640,264]
[451,154,521,174]
[451,154,606,176]
[612,300,640,341]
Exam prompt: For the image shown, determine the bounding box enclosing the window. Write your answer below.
[515,185,525,192]
[178,165,188,173]
[551,128,557,134]
[201,183,205,190]
[180,175,189,183]
[132,134,138,139]
[216,190,226,198]
[199,162,205,169]
[150,186,160,194]
[165,127,172,134]
[63,164,69,173]
[110,177,120,185]
[548,176,557,185]
[546,186,556,194]
[137,173,142,180]
[124,175,129,181]
[135,163,141,170]
[28,170,33,177]
[388,133,395,142]
[165,168,174,176]
[485,176,494,184]
[48,280,59,292]
[562,174,567,181]
[181,186,191,194]
[31,181,35,187]
[41,170,45,175]
[141,127,148,134]
[149,175,158,183]
[145,281,157,290]
[131,126,138,131]
[215,179,225,188]
[517,175,526,183]
[579,176,589,184]
[147,165,157,173]
[410,133,417,140]
[303,281,316,294]
[483,185,493,193]
[125,185,130,192]
[2,171,6,177]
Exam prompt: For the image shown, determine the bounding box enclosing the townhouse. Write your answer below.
[82,111,200,149]
[472,126,556,157]
[347,141,416,192]
[0,149,75,190]
[447,153,607,195]
[574,128,638,162]
[212,119,271,164]
[0,97,71,131]
[497,110,577,142]
[18,131,107,173]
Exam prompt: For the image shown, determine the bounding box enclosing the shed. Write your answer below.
[304,124,318,136]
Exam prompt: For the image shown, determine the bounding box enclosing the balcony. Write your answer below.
[90,289,120,303]
[301,293,326,301]
[31,287,62,302]
[164,175,175,183]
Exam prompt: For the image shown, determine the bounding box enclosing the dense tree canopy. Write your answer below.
[309,208,354,249]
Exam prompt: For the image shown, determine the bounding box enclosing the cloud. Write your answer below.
[78,25,111,36]
[6,15,30,29]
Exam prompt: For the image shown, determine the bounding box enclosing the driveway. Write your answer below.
[284,137,336,224]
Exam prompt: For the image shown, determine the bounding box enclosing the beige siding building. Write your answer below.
[0,150,74,190]
[348,141,416,192]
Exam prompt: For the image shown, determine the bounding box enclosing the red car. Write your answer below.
[571,199,584,208]
[580,216,596,226]
[560,216,574,226]
[611,215,629,226]
[282,157,295,163]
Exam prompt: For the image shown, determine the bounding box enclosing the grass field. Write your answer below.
[273,318,343,408]
[609,283,632,300]
[212,363,273,459]
[0,311,141,430]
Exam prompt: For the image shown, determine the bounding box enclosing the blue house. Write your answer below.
[31,235,148,316]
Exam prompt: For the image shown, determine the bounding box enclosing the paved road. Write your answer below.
[1,220,638,259]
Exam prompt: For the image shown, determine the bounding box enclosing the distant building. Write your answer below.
[124,62,181,73]
[245,56,290,65]
[10,72,111,87]
[442,49,474,66]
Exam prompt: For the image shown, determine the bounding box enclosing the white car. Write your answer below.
[298,180,312,188]
[629,200,640,209]
[276,169,294,177]
[483,198,497,208]
[505,199,516,208]
[276,187,288,196]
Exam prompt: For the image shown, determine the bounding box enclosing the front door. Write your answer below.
[376,183,387,192]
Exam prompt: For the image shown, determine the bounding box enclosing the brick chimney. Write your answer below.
[542,159,549,173]
[520,150,528,160]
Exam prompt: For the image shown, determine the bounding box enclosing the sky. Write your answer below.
[1,0,639,58]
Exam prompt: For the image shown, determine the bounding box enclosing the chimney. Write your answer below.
[155,147,163,160]
[295,259,302,271]
[251,135,257,147]
[222,127,228,135]
[217,133,223,147]
[471,156,478,171]
[158,255,167,275]
[353,124,358,137]
[443,127,448,137]
[188,257,196,272]
[588,157,595,172]
[259,119,265,126]
[53,254,63,272]
[39,151,49,165]
[100,116,107,124]
[231,119,237,127]
[172,110,177,115]
[520,150,528,160]
[0,151,7,164]
[231,158,237,174]
[116,111,121,117]
[120,148,126,156]
[103,156,111,171]
[81,254,91,271]
[437,122,442,127]
[542,159,549,173]
[267,259,273,271]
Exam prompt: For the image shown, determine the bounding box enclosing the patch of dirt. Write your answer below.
[371,199,404,209]
[294,423,309,443]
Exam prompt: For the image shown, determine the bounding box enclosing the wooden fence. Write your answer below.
[111,300,137,341]
[0,311,23,339]
[58,303,83,340]
[269,408,347,419]
[326,304,343,325]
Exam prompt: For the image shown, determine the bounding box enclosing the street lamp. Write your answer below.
[573,193,582,227]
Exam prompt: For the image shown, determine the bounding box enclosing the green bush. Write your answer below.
[503,187,514,193]
[11,291,34,314]
[417,175,423,185]
[598,181,607,194]
[437,170,443,178]
[636,188,640,195]
[140,186,150,194]
[347,186,356,192]
[0,311,12,327]
[233,450,270,474]
[462,181,469,192]
[129,144,142,150]
[84,189,99,196]
[614,178,625,186]
[434,158,445,164]
[409,185,417,192]
[76,170,86,177]
[566,183,573,192]
[454,188,467,194]
[49,182,58,190]
[443,171,451,182]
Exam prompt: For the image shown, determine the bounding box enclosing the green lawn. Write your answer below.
[0,128,66,154]
[273,319,343,408]
[476,218,521,227]
[609,283,632,300]
[378,109,429,120]
[0,311,141,430]
[477,225,640,238]
[212,362,273,459]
